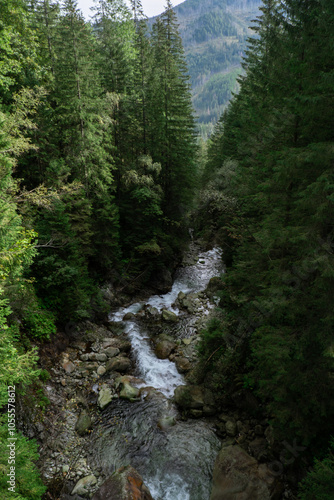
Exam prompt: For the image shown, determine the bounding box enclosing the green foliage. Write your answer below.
[298,441,334,500]
[198,0,334,452]
[23,305,56,340]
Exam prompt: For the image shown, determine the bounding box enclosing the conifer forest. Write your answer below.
[0,0,333,499]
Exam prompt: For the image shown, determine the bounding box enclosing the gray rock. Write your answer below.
[98,386,112,410]
[174,385,204,409]
[175,357,192,373]
[161,309,179,322]
[155,340,176,359]
[97,366,106,376]
[119,383,140,401]
[75,410,92,436]
[123,312,135,320]
[103,347,120,358]
[71,475,97,496]
[210,445,282,500]
[225,421,237,437]
[105,356,131,373]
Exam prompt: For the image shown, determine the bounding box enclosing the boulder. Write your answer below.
[123,312,136,321]
[106,356,132,373]
[161,309,179,322]
[103,347,121,358]
[98,386,113,410]
[72,475,97,496]
[75,410,92,436]
[155,340,176,360]
[175,357,192,373]
[92,465,153,500]
[157,416,176,431]
[225,421,237,437]
[210,445,282,500]
[174,385,204,409]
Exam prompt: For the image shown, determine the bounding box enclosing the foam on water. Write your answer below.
[109,248,223,398]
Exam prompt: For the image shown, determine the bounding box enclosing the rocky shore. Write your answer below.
[17,246,293,500]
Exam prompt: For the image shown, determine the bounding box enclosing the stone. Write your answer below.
[189,409,203,418]
[177,291,186,301]
[98,386,113,410]
[182,338,192,345]
[103,347,120,358]
[255,424,264,436]
[75,410,92,436]
[89,353,107,362]
[161,309,179,322]
[155,340,176,360]
[97,366,106,376]
[210,445,282,500]
[106,356,132,374]
[119,383,140,401]
[80,354,89,361]
[249,437,268,461]
[71,475,97,496]
[145,306,159,317]
[175,357,191,373]
[62,361,76,374]
[174,385,205,409]
[225,421,237,437]
[157,416,176,431]
[264,426,275,447]
[123,312,135,321]
[92,465,153,500]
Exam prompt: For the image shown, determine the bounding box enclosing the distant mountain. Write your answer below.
[153,0,263,137]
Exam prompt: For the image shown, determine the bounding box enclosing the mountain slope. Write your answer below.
[165,0,263,136]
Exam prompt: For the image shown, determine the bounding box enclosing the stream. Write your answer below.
[91,246,223,500]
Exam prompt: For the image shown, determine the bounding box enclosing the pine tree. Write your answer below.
[149,1,197,221]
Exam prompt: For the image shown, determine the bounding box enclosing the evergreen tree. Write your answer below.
[149,1,197,221]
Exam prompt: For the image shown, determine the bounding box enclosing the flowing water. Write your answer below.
[91,246,223,500]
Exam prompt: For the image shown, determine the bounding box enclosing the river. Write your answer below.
[91,246,223,500]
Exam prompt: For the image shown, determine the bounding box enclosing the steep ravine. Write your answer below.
[18,242,286,500]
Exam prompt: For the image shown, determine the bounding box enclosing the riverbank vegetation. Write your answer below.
[196,0,334,495]
[0,0,196,497]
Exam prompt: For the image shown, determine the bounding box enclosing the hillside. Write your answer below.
[166,0,263,136]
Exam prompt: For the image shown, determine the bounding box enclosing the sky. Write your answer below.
[77,0,185,19]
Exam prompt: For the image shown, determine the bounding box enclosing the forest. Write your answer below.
[0,0,333,499]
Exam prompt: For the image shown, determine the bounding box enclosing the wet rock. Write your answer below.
[119,380,140,401]
[75,410,92,436]
[161,309,179,322]
[106,356,131,373]
[157,416,176,431]
[71,475,97,496]
[210,445,281,500]
[123,312,135,321]
[98,386,113,410]
[92,465,153,500]
[174,385,204,409]
[103,338,132,353]
[103,347,120,358]
[225,421,237,437]
[175,357,192,373]
[155,340,176,360]
[145,306,159,318]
